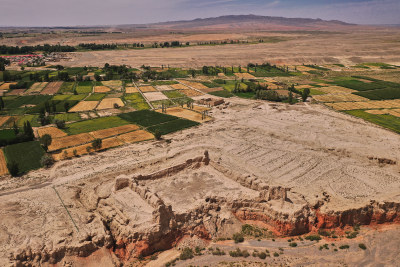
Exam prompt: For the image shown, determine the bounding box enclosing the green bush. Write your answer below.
[359,243,367,250]
[273,252,279,257]
[305,235,321,241]
[179,248,194,260]
[339,245,350,249]
[233,233,244,243]
[289,242,297,247]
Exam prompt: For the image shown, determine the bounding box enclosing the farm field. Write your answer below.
[76,81,93,94]
[96,97,124,109]
[138,85,157,93]
[156,107,212,122]
[3,141,45,174]
[40,81,63,95]
[125,86,139,93]
[64,116,130,135]
[26,82,48,94]
[124,93,150,110]
[94,85,111,93]
[48,133,94,151]
[102,80,122,90]
[117,129,154,143]
[0,150,8,176]
[89,124,139,139]
[69,101,99,112]
[37,127,67,138]
[143,92,168,102]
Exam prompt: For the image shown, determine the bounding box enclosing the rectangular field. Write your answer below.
[0,116,10,127]
[48,133,94,151]
[7,89,26,96]
[118,110,177,127]
[147,119,199,135]
[124,93,150,110]
[234,73,256,79]
[69,101,99,112]
[64,116,130,135]
[40,81,63,95]
[96,98,125,109]
[3,141,45,174]
[53,136,125,161]
[26,82,48,94]
[0,150,9,176]
[102,80,122,90]
[170,83,189,90]
[156,107,212,122]
[179,89,204,97]
[138,85,157,93]
[60,82,75,93]
[85,94,106,101]
[76,81,93,94]
[0,83,17,90]
[177,80,209,90]
[94,86,111,93]
[125,86,139,93]
[89,124,140,139]
[37,127,67,138]
[117,130,154,143]
[143,92,169,102]
[156,85,173,91]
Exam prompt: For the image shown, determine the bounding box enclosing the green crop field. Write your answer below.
[4,141,45,174]
[124,93,150,110]
[118,110,177,127]
[76,81,93,94]
[209,90,234,98]
[0,129,16,141]
[151,80,178,86]
[163,90,185,99]
[331,80,387,91]
[86,93,106,101]
[4,95,52,109]
[68,94,88,101]
[60,82,75,93]
[147,119,199,135]
[26,100,79,114]
[353,88,400,100]
[17,114,40,127]
[151,100,174,109]
[64,116,130,135]
[344,110,400,134]
[54,113,81,122]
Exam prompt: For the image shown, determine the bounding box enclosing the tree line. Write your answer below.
[0,44,76,55]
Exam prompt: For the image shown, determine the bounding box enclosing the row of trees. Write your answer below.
[78,43,117,50]
[0,44,76,55]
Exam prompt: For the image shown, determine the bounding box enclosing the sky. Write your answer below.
[0,0,399,27]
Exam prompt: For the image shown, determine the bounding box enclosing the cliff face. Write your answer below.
[10,152,400,266]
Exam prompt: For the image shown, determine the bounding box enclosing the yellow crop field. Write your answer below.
[96,98,125,109]
[317,86,357,94]
[177,80,209,90]
[118,130,154,143]
[138,85,157,92]
[69,101,99,112]
[234,73,256,79]
[89,124,140,139]
[0,116,10,127]
[94,86,111,93]
[156,107,212,122]
[313,94,368,102]
[0,150,9,176]
[125,86,139,93]
[26,82,48,93]
[0,83,17,90]
[48,133,94,152]
[180,89,204,97]
[170,83,189,90]
[102,80,123,90]
[37,127,67,138]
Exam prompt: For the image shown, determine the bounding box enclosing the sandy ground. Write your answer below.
[0,98,400,265]
[55,29,400,67]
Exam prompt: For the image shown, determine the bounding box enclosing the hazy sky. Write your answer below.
[1,0,399,26]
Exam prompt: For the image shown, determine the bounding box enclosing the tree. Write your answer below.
[94,73,101,81]
[23,121,34,140]
[55,119,65,129]
[41,154,54,168]
[73,149,78,157]
[40,134,52,151]
[0,97,4,110]
[154,130,162,140]
[302,88,310,102]
[92,139,102,151]
[7,161,19,177]
[13,122,19,135]
[288,91,294,105]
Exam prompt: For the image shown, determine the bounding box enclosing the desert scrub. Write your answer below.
[339,245,350,250]
[289,242,297,247]
[179,248,194,260]
[211,247,225,256]
[273,252,280,257]
[229,248,250,258]
[319,244,329,250]
[359,243,367,250]
[232,233,244,243]
[305,234,321,241]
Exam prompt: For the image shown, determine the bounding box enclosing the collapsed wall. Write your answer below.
[10,151,400,266]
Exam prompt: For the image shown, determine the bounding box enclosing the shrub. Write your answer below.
[41,154,54,168]
[55,119,66,129]
[73,149,78,157]
[305,235,321,241]
[179,248,194,260]
[92,139,102,151]
[154,129,162,140]
[339,245,350,249]
[211,248,225,256]
[258,252,267,259]
[40,134,52,151]
[273,252,279,257]
[233,233,244,243]
[289,242,297,247]
[7,160,19,177]
[346,231,359,239]
[358,243,367,250]
[229,248,249,258]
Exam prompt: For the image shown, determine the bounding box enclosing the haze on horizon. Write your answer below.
[1,0,399,27]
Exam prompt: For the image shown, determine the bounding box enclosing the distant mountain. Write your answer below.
[139,15,356,31]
